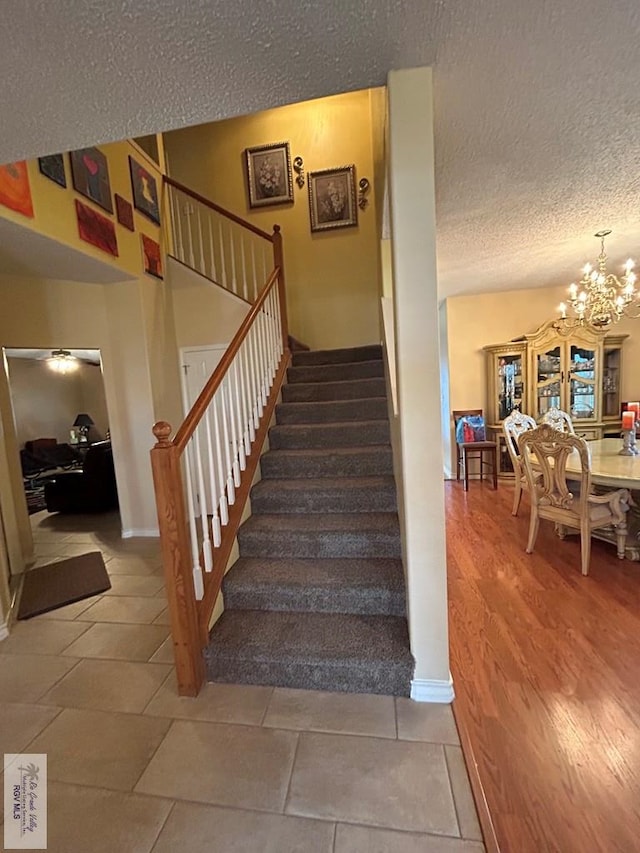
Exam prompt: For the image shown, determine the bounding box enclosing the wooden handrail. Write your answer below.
[164,176,274,242]
[174,268,280,453]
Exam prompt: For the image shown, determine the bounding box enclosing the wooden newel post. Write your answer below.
[272,225,290,352]
[150,421,205,696]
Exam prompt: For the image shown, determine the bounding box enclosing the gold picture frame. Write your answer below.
[245,141,293,208]
[308,165,357,232]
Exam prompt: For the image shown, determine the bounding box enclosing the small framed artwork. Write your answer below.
[141,234,163,279]
[115,194,134,231]
[308,165,357,232]
[245,141,293,208]
[129,156,160,224]
[70,147,113,213]
[75,199,118,257]
[38,154,66,188]
[0,161,34,218]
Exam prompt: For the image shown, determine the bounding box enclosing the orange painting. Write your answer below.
[0,161,34,217]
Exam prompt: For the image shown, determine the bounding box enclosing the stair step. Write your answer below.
[292,344,382,367]
[222,557,406,615]
[275,397,388,425]
[269,420,390,450]
[287,360,383,385]
[261,447,393,479]
[282,377,386,403]
[205,610,413,696]
[251,477,397,514]
[237,512,401,558]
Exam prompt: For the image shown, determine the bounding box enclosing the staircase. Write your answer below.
[204,344,414,696]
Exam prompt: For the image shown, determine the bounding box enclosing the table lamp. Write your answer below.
[73,413,94,444]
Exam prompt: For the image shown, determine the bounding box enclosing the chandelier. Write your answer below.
[557,230,640,331]
[47,349,79,374]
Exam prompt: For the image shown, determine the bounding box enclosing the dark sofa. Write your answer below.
[44,440,118,513]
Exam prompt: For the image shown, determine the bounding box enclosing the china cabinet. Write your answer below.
[484,321,627,476]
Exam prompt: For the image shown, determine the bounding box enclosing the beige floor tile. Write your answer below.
[396,699,461,745]
[144,674,272,723]
[153,607,171,625]
[80,595,167,624]
[264,688,396,738]
[153,801,334,853]
[103,574,165,597]
[61,544,105,557]
[63,622,169,661]
[41,658,171,713]
[106,557,163,576]
[148,636,174,663]
[287,733,458,836]
[0,619,90,655]
[46,782,173,853]
[28,707,170,791]
[61,533,104,544]
[136,719,298,810]
[35,597,102,621]
[0,701,61,754]
[445,745,483,841]
[335,824,485,852]
[33,544,70,558]
[0,653,77,702]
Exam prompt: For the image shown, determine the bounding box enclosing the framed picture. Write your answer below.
[38,154,66,188]
[308,165,357,232]
[245,141,293,208]
[70,147,113,213]
[141,234,163,279]
[129,156,160,224]
[115,194,134,231]
[75,199,118,257]
[0,161,34,218]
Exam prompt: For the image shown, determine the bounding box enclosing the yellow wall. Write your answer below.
[164,89,384,350]
[1,140,161,280]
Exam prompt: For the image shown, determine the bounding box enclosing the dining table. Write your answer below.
[564,437,640,560]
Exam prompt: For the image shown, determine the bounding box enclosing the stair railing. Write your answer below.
[151,207,290,696]
[165,176,274,301]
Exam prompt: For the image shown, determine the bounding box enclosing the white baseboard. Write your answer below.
[0,619,9,641]
[121,528,159,539]
[410,675,455,703]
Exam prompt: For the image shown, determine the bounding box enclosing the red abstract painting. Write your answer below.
[141,234,163,279]
[0,161,34,217]
[75,199,118,257]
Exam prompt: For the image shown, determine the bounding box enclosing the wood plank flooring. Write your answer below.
[446,480,640,853]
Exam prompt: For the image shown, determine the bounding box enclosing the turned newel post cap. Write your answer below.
[152,421,173,447]
[272,224,281,235]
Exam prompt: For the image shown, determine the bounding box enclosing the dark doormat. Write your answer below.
[18,551,111,619]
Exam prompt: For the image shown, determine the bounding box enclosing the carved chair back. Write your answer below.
[502,411,537,473]
[519,424,590,517]
[540,406,575,435]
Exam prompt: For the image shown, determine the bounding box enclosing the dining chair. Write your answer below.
[540,406,575,434]
[519,424,630,575]
[502,410,537,516]
[453,409,497,491]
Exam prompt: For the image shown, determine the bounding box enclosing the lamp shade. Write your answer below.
[73,413,94,429]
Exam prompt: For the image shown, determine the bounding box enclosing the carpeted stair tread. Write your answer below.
[282,377,386,403]
[251,476,397,514]
[238,512,401,558]
[292,345,382,366]
[261,446,393,478]
[205,610,413,696]
[223,557,406,615]
[275,397,388,425]
[287,360,384,384]
[269,420,390,450]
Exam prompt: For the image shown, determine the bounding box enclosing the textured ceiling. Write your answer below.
[1,0,639,298]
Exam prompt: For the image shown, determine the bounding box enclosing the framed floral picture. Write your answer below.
[245,142,293,208]
[308,165,357,232]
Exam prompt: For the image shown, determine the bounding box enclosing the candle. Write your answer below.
[627,402,640,422]
[622,411,635,430]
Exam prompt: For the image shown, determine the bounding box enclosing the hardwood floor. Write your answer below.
[446,480,640,853]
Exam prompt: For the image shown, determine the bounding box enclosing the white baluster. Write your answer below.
[251,241,258,301]
[192,421,213,573]
[219,221,228,291]
[185,203,195,268]
[197,207,206,276]
[230,229,238,295]
[274,286,284,356]
[212,390,229,526]
[250,323,264,421]
[233,358,246,471]
[208,215,218,284]
[257,307,268,407]
[247,325,260,430]
[226,369,241,487]
[220,376,236,505]
[202,363,222,547]
[262,246,268,285]
[267,288,277,380]
[179,381,204,599]
[172,190,184,263]
[240,339,255,447]
[240,235,248,301]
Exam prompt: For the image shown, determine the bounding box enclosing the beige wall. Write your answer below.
[7,358,109,446]
[388,68,451,700]
[444,284,640,475]
[164,89,384,350]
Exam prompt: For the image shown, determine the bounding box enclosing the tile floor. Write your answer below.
[0,510,485,852]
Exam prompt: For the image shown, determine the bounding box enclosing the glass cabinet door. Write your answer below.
[535,345,561,418]
[602,345,622,419]
[496,353,524,420]
[568,344,596,421]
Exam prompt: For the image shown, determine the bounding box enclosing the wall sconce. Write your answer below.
[358,178,371,210]
[293,156,305,188]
